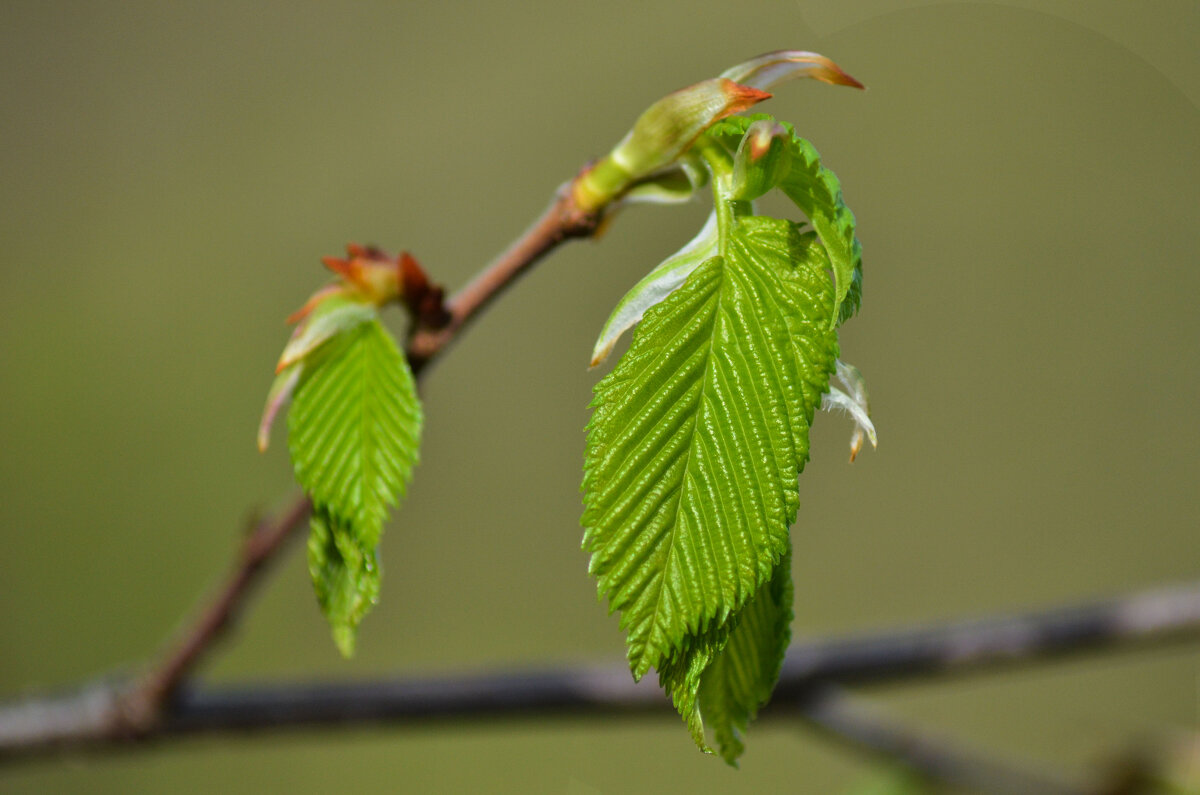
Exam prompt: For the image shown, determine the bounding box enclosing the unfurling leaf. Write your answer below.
[260,246,423,654]
[730,119,793,201]
[591,211,718,367]
[710,115,864,326]
[288,319,421,653]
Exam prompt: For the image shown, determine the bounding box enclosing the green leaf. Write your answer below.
[711,115,863,325]
[781,136,862,326]
[591,211,718,367]
[307,506,380,657]
[698,550,793,765]
[582,214,839,731]
[277,293,376,372]
[288,318,422,653]
[730,119,793,202]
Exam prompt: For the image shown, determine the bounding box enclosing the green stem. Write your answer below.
[695,138,743,257]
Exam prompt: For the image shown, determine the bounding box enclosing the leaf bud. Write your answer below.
[573,78,769,210]
[719,50,864,92]
[730,119,793,201]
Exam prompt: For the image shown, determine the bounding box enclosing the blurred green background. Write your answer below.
[1,1,1196,792]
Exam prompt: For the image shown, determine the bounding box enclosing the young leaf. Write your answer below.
[288,318,422,652]
[730,119,793,202]
[582,214,840,719]
[711,115,864,325]
[308,507,380,657]
[780,136,863,326]
[697,551,793,765]
[591,211,718,367]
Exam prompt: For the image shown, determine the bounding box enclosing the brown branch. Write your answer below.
[0,174,609,758]
[116,496,313,734]
[2,579,1197,764]
[406,186,602,375]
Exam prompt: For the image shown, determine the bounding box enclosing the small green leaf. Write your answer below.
[698,550,793,765]
[780,136,863,326]
[277,293,376,373]
[730,120,793,202]
[710,115,863,325]
[289,318,422,653]
[591,211,718,367]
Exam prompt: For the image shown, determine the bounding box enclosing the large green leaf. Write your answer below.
[582,213,839,733]
[288,318,422,654]
[698,550,793,764]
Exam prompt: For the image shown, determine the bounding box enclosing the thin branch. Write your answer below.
[0,178,609,758]
[2,579,1196,762]
[117,496,313,733]
[796,686,1089,795]
[406,187,601,374]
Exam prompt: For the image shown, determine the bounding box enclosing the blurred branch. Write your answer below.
[2,579,1197,764]
[116,496,313,734]
[797,686,1088,795]
[775,578,1200,687]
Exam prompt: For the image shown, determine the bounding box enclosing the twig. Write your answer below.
[406,186,601,374]
[2,579,1196,762]
[0,177,608,760]
[117,496,313,733]
[796,686,1089,795]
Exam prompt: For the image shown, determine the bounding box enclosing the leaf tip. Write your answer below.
[333,624,357,658]
[589,340,615,369]
[258,365,301,454]
[719,79,773,114]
